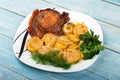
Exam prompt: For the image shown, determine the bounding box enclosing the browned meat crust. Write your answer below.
[27,8,70,38]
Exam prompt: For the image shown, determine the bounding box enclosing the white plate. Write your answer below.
[13,8,103,73]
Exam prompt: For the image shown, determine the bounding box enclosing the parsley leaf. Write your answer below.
[79,29,104,60]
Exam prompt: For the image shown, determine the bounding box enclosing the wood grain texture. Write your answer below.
[88,49,120,80]
[0,8,24,39]
[98,21,120,53]
[0,65,30,80]
[104,0,120,6]
[0,0,120,80]
[0,0,59,16]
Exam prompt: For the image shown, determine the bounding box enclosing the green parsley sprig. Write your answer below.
[79,29,104,60]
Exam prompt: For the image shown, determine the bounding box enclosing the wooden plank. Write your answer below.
[0,0,59,16]
[98,21,120,53]
[0,8,24,30]
[0,8,120,53]
[103,0,120,6]
[88,49,120,80]
[0,1,119,80]
[0,35,107,80]
[0,65,30,80]
[42,0,120,27]
[0,8,24,39]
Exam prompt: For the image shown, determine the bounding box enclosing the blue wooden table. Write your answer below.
[0,0,120,80]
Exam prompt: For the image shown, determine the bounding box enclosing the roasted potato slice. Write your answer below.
[66,33,79,42]
[73,23,84,36]
[57,36,73,45]
[55,42,67,49]
[60,49,81,64]
[38,46,52,54]
[68,43,79,49]
[63,22,74,34]
[42,33,57,47]
[26,37,43,52]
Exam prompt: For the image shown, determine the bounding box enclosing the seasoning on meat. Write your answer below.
[28,8,70,38]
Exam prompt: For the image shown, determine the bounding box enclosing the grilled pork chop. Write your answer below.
[28,8,70,38]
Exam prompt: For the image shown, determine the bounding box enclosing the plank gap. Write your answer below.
[41,0,70,10]
[0,48,13,56]
[102,0,120,7]
[0,33,13,40]
[86,69,109,80]
[0,7,25,17]
[95,18,120,30]
[105,47,120,54]
[0,65,32,80]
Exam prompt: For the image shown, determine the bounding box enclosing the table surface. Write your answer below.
[0,0,120,80]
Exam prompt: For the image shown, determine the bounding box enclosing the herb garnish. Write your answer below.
[79,29,104,60]
[31,50,71,69]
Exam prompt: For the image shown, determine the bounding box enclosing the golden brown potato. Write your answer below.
[26,42,36,52]
[38,46,52,54]
[26,37,43,52]
[83,25,88,33]
[42,33,57,47]
[60,49,81,64]
[80,52,84,59]
[66,33,79,42]
[73,23,84,36]
[57,36,73,45]
[63,22,74,34]
[68,43,79,49]
[55,42,67,49]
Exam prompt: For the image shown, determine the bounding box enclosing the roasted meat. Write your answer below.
[28,8,70,38]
